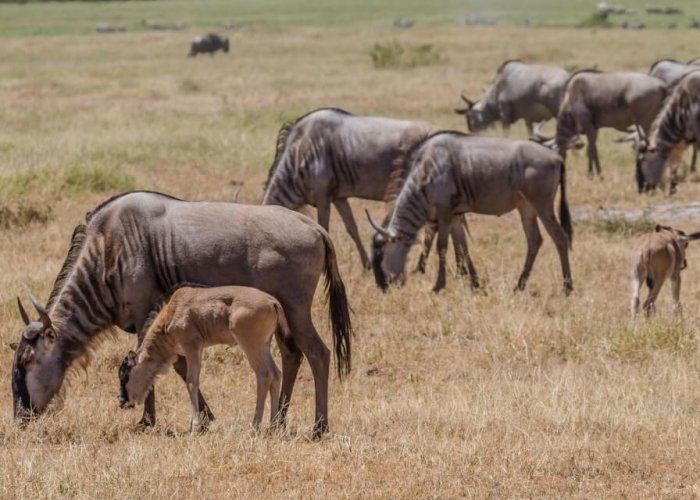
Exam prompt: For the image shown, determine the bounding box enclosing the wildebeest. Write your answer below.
[455,60,569,135]
[189,33,229,57]
[637,71,700,192]
[630,225,700,318]
[648,59,700,173]
[555,70,667,176]
[262,108,472,274]
[367,132,573,294]
[10,191,351,438]
[118,285,287,432]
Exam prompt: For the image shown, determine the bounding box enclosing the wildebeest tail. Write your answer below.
[559,161,573,248]
[321,229,352,378]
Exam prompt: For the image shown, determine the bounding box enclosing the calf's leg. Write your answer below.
[536,207,573,295]
[630,275,643,320]
[184,348,204,433]
[671,273,682,317]
[173,356,215,425]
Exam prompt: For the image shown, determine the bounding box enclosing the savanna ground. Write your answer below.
[3,0,700,498]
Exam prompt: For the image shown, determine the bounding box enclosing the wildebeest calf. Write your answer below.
[189,33,229,57]
[119,285,288,432]
[630,225,700,319]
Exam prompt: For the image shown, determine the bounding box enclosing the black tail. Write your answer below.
[320,230,352,378]
[558,161,573,248]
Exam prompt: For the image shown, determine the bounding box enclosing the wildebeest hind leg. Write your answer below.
[272,325,303,432]
[287,309,331,439]
[450,216,479,288]
[432,214,451,293]
[173,356,215,424]
[333,199,371,270]
[515,204,543,292]
[537,208,573,295]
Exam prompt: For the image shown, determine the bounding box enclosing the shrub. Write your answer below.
[370,41,443,69]
[62,165,135,194]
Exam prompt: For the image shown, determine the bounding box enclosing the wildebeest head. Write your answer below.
[367,211,412,290]
[10,295,64,421]
[118,351,137,409]
[636,140,667,193]
[222,37,230,53]
[454,93,496,132]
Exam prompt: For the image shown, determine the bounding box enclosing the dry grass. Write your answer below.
[3,8,700,498]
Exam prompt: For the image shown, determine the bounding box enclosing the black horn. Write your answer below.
[17,297,30,326]
[29,294,51,329]
[460,92,475,107]
[365,209,392,239]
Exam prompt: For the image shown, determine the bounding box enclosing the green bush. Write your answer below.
[0,202,52,229]
[577,13,614,29]
[370,41,443,69]
[62,165,136,194]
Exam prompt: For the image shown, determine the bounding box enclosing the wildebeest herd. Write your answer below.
[9,56,700,438]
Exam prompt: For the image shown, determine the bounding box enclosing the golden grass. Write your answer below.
[3,22,700,498]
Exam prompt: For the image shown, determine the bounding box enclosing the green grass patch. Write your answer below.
[605,320,695,359]
[0,201,53,229]
[61,165,135,195]
[369,41,444,69]
[576,12,614,29]
[587,216,656,237]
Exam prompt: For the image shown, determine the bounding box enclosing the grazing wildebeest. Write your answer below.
[10,191,351,438]
[637,71,700,192]
[189,33,229,57]
[630,225,700,319]
[262,108,473,277]
[555,70,667,176]
[118,285,288,432]
[454,60,569,135]
[367,132,573,294]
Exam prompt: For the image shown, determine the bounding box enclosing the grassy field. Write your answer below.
[4,1,700,498]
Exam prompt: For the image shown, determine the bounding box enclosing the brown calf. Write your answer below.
[630,225,700,319]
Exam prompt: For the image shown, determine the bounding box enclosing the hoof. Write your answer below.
[564,281,574,296]
[312,421,329,441]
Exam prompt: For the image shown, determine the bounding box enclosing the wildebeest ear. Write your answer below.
[9,342,18,351]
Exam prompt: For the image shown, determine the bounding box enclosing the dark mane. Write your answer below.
[140,282,211,335]
[47,224,88,310]
[649,58,681,73]
[85,190,183,223]
[562,68,601,92]
[384,130,471,203]
[264,108,353,190]
[496,59,524,75]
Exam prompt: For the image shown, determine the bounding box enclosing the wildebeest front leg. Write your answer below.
[450,216,479,288]
[414,223,436,274]
[433,214,451,293]
[515,204,543,292]
[333,198,371,270]
[173,356,215,425]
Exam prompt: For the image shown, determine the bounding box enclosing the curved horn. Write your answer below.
[460,92,475,107]
[365,209,392,239]
[17,297,30,326]
[29,294,51,329]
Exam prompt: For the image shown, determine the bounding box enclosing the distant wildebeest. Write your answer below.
[646,6,682,15]
[637,71,700,192]
[553,70,667,176]
[189,33,229,57]
[630,225,700,319]
[9,191,351,439]
[454,60,569,136]
[262,108,474,278]
[119,285,288,432]
[367,132,573,294]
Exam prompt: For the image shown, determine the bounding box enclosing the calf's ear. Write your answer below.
[9,342,18,351]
